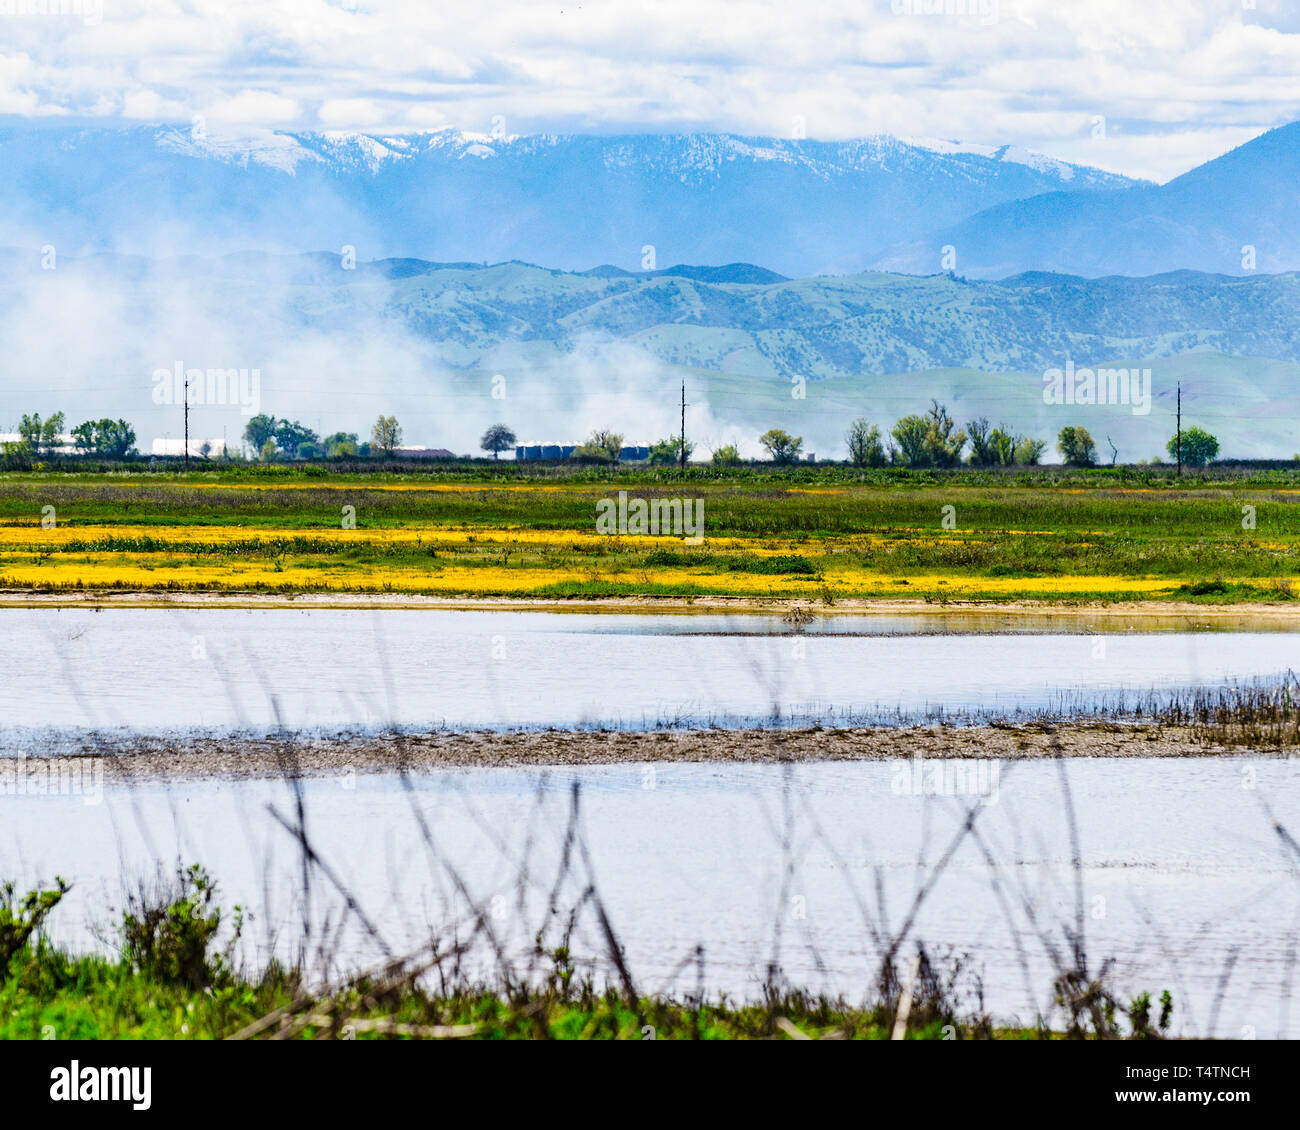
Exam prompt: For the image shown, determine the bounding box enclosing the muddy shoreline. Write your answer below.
[2,587,1300,627]
[8,722,1286,783]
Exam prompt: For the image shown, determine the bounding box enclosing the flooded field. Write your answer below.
[0,606,1297,737]
[3,755,1297,1036]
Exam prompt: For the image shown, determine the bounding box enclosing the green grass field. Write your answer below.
[0,463,1297,603]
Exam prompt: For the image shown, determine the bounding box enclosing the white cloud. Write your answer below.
[317,97,388,127]
[122,87,186,120]
[202,90,302,126]
[0,0,1296,180]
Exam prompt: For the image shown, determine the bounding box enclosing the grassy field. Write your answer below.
[0,463,1298,604]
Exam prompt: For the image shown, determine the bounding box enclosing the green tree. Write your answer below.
[0,440,32,470]
[1014,436,1047,465]
[273,419,318,459]
[71,420,97,453]
[890,414,930,466]
[966,417,995,465]
[17,414,41,451]
[648,436,693,465]
[243,414,278,454]
[575,429,624,463]
[371,415,402,456]
[1057,426,1097,466]
[988,425,1017,465]
[759,428,803,464]
[711,444,740,466]
[258,438,277,462]
[41,411,65,454]
[1168,426,1219,467]
[19,412,65,456]
[106,419,135,457]
[921,401,966,466]
[846,418,885,467]
[480,423,517,460]
[322,432,359,458]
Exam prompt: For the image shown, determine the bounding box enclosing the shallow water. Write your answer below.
[5,756,1298,1036]
[1,607,1297,738]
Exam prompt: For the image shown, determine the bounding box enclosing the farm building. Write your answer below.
[516,444,650,461]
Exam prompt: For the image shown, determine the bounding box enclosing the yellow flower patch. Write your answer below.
[0,548,1186,599]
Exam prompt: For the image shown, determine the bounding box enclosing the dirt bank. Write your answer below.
[2,586,1299,628]
[21,721,1287,783]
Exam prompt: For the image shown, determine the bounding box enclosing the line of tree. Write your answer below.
[5,412,138,458]
[1,405,1225,470]
[833,403,1218,469]
[243,414,404,460]
[843,402,1047,468]
[16,412,66,456]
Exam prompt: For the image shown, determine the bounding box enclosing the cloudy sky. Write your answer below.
[2,0,1298,181]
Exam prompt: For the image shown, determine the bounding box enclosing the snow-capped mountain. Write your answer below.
[3,126,1141,276]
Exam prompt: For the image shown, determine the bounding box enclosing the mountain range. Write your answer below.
[4,125,1141,277]
[10,120,1300,278]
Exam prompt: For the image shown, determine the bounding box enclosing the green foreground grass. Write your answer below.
[2,868,1170,1041]
[2,949,982,1041]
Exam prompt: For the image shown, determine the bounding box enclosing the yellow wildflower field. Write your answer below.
[0,548,1181,599]
[0,523,1008,553]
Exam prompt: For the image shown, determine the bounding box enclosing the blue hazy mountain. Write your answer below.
[875,121,1300,278]
[17,249,1300,376]
[2,126,1140,277]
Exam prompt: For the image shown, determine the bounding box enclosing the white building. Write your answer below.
[150,438,228,458]
[0,432,78,454]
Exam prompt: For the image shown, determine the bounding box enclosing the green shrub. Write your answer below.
[1175,579,1229,596]
[121,865,242,990]
[725,554,817,575]
[643,549,716,567]
[0,879,70,976]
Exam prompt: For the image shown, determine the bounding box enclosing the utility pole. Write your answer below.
[183,377,190,471]
[679,379,686,475]
[1175,381,1181,477]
